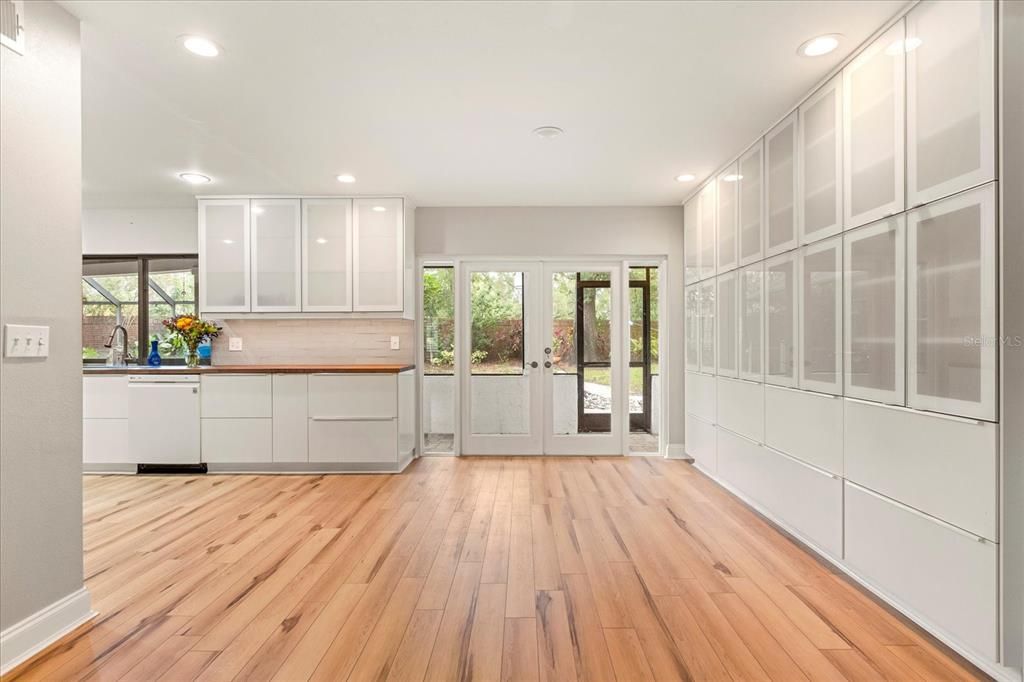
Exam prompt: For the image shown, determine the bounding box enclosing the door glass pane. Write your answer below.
[582,287,611,363]
[628,267,657,449]
[766,258,795,381]
[740,267,762,377]
[802,84,839,235]
[253,201,298,308]
[700,281,716,371]
[717,275,737,374]
[148,258,198,359]
[470,271,526,435]
[914,204,982,403]
[802,243,841,389]
[423,266,454,452]
[203,203,247,308]
[717,168,737,270]
[848,226,898,393]
[82,259,140,361]
[767,119,796,249]
[685,286,700,369]
[739,147,762,261]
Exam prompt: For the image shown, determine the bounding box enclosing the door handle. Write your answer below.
[527,361,539,368]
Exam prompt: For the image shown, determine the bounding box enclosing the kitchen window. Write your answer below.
[82,255,199,363]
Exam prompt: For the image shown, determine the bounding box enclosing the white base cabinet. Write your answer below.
[202,419,273,463]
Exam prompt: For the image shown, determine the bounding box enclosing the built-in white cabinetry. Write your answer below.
[699,279,715,372]
[716,272,737,377]
[738,263,762,381]
[251,199,301,312]
[698,183,716,280]
[201,375,273,463]
[199,199,251,313]
[738,142,764,267]
[907,184,997,421]
[799,76,843,243]
[83,376,130,464]
[764,251,797,387]
[302,199,353,312]
[684,285,701,371]
[685,412,716,473]
[684,199,701,284]
[844,216,905,404]
[353,198,404,312]
[843,21,905,229]
[764,385,843,475]
[906,0,996,208]
[685,371,716,424]
[765,112,798,256]
[272,374,308,462]
[716,377,763,443]
[716,166,738,273]
[799,235,842,395]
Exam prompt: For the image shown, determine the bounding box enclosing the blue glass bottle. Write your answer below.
[147,338,162,367]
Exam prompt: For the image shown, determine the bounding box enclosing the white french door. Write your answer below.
[458,261,624,455]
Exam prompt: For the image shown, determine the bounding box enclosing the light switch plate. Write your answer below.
[390,336,400,350]
[4,324,50,358]
[229,337,243,351]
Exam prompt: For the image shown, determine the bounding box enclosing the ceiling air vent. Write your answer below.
[1,0,25,55]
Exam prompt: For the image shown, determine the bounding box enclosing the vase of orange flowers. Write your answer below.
[162,315,222,368]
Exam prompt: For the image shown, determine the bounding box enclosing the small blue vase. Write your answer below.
[147,339,162,367]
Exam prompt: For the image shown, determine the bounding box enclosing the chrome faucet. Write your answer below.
[104,324,130,367]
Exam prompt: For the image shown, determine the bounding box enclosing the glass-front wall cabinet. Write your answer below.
[684,199,701,284]
[738,142,764,267]
[302,199,353,311]
[717,165,738,273]
[799,235,843,395]
[845,216,905,404]
[353,198,404,312]
[739,263,763,381]
[800,76,843,243]
[199,199,250,312]
[251,199,301,312]
[765,112,798,256]
[765,251,798,387]
[716,272,737,377]
[699,183,717,281]
[685,285,701,371]
[699,279,715,373]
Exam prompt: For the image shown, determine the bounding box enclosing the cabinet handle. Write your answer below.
[310,416,395,422]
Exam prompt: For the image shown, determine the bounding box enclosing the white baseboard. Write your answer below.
[0,587,94,675]
[665,443,689,460]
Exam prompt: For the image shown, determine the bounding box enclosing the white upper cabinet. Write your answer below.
[685,285,701,371]
[716,272,738,377]
[799,235,843,395]
[251,199,301,312]
[765,112,799,256]
[738,141,764,267]
[684,198,701,284]
[699,279,716,373]
[906,0,996,208]
[799,76,843,243]
[716,165,739,273]
[908,183,997,421]
[353,198,404,312]
[199,199,251,313]
[765,250,798,387]
[844,216,905,405]
[698,183,717,280]
[844,21,906,230]
[739,263,763,382]
[302,198,353,312]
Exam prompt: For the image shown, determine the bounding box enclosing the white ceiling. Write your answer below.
[63,0,907,209]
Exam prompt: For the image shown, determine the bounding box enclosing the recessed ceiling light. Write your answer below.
[316,238,328,244]
[222,239,234,245]
[178,172,212,184]
[886,36,922,56]
[798,34,842,57]
[372,206,387,212]
[533,126,565,139]
[251,206,265,215]
[675,174,696,183]
[723,174,743,182]
[180,35,220,58]
[336,174,356,183]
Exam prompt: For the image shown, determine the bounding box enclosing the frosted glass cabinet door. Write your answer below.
[685,285,701,371]
[353,198,404,312]
[799,76,843,243]
[843,21,905,230]
[716,272,738,377]
[739,263,763,381]
[251,199,301,312]
[699,183,717,281]
[699,280,716,373]
[765,251,798,387]
[906,0,996,207]
[738,141,764,267]
[765,112,799,256]
[908,184,997,421]
[716,165,738,273]
[844,216,905,404]
[685,199,701,284]
[199,199,250,312]
[799,235,842,395]
[302,198,353,311]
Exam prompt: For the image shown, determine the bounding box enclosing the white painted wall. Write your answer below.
[416,206,684,450]
[82,207,197,254]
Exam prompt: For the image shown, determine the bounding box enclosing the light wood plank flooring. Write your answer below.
[7,457,985,681]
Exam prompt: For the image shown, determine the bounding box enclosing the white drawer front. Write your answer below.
[84,376,129,419]
[844,482,998,660]
[716,377,763,442]
[272,374,308,462]
[764,385,842,475]
[685,414,716,474]
[308,374,397,419]
[844,399,997,541]
[83,419,130,463]
[718,428,842,558]
[308,419,397,463]
[201,418,273,463]
[201,375,272,418]
[685,371,716,423]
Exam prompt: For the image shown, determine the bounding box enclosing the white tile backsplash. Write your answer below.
[210,318,415,365]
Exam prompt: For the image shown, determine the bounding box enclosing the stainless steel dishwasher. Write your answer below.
[127,374,201,465]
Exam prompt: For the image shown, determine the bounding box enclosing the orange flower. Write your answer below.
[176,317,193,330]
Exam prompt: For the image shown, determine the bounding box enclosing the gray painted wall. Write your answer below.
[416,205,685,450]
[0,1,85,629]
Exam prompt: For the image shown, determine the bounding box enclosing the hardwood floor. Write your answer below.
[7,457,985,681]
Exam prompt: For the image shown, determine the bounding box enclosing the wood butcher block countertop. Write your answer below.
[83,363,415,375]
